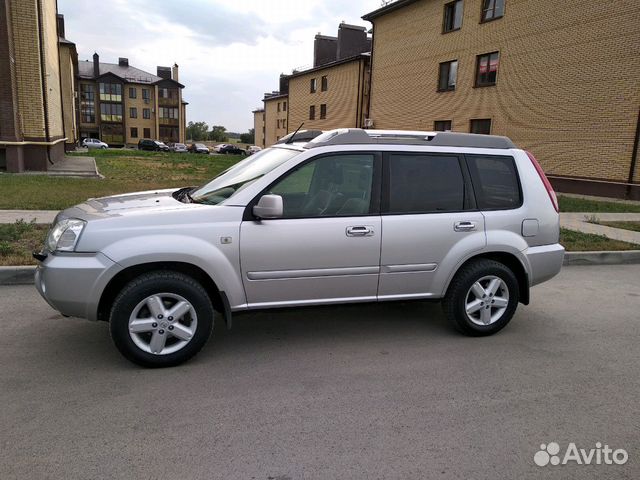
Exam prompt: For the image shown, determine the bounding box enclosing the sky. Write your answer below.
[58,0,383,132]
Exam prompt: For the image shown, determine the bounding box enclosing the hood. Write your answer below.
[61,188,201,220]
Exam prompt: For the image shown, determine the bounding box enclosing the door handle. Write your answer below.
[454,221,477,232]
[346,226,374,237]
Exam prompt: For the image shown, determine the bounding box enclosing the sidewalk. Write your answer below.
[19,155,101,178]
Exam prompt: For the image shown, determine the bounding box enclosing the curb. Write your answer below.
[2,251,640,286]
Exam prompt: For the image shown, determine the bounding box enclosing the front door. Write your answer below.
[240,153,381,308]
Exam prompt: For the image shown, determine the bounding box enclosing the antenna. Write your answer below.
[286,123,304,144]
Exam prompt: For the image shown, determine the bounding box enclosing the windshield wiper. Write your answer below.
[174,186,198,204]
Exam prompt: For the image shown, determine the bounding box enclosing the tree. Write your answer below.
[186,121,209,141]
[240,128,255,145]
[208,125,228,142]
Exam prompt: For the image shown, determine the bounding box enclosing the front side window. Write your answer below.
[475,52,499,86]
[438,60,458,91]
[387,154,465,213]
[467,155,521,209]
[443,0,463,33]
[269,154,375,218]
[481,0,505,22]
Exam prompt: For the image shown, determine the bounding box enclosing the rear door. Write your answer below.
[240,152,382,307]
[378,152,486,299]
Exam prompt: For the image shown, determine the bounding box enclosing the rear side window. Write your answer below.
[467,155,521,209]
[387,154,465,213]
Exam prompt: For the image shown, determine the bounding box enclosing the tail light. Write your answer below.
[526,151,559,212]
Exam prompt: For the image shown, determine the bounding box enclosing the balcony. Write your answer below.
[158,97,179,107]
[159,117,179,126]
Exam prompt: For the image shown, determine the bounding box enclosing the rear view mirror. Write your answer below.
[253,194,283,219]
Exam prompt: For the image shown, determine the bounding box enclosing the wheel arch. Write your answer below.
[444,251,530,305]
[97,261,233,326]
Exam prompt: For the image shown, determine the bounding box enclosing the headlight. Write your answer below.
[46,218,86,252]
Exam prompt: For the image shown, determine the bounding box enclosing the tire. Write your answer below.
[101,146,107,150]
[442,259,519,336]
[109,271,214,367]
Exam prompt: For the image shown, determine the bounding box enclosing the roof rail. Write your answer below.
[304,128,516,149]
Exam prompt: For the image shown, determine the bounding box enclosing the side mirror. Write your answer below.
[253,194,283,219]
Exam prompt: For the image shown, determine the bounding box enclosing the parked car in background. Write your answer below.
[247,145,262,155]
[219,144,245,155]
[156,142,170,152]
[82,138,108,150]
[188,143,210,154]
[213,144,228,153]
[168,143,188,153]
[34,128,564,367]
[138,139,165,151]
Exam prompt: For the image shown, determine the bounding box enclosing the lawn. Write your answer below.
[558,195,640,213]
[0,221,49,266]
[559,228,639,252]
[594,221,640,233]
[0,149,244,210]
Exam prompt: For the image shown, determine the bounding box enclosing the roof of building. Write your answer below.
[78,61,162,84]
[286,53,370,79]
[362,0,421,21]
[263,92,289,102]
[58,36,75,46]
[252,108,265,113]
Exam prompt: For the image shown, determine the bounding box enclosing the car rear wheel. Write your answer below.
[109,271,214,367]
[443,259,519,336]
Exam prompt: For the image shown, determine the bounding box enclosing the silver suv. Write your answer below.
[35,129,564,367]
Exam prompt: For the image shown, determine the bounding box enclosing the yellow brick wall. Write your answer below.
[41,0,63,138]
[264,96,288,146]
[368,0,640,182]
[10,0,45,138]
[253,110,265,147]
[124,83,156,144]
[59,44,77,144]
[288,59,366,132]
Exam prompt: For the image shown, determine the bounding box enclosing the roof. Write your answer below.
[286,53,370,80]
[78,61,162,84]
[362,0,421,21]
[58,36,75,46]
[263,93,288,102]
[252,108,265,113]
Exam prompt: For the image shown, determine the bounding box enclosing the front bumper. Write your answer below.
[35,252,121,321]
[524,243,565,287]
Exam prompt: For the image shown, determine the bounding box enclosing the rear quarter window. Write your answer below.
[467,155,522,210]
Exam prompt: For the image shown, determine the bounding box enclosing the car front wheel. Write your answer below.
[109,271,214,367]
[443,259,519,336]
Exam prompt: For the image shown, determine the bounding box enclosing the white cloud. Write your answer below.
[58,0,381,131]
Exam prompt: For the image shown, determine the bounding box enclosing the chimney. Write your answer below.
[56,14,65,38]
[336,23,368,60]
[93,52,100,78]
[172,63,179,82]
[118,57,129,67]
[279,74,289,95]
[313,34,337,67]
[157,66,171,80]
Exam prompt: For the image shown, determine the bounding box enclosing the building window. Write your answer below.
[434,120,452,131]
[310,78,317,93]
[321,76,328,91]
[438,60,458,91]
[320,104,327,119]
[143,127,151,138]
[131,127,138,138]
[101,124,124,144]
[160,107,178,125]
[129,107,137,119]
[129,87,136,99]
[143,108,151,119]
[99,82,122,102]
[80,83,95,123]
[142,88,150,103]
[443,0,463,33]
[283,101,287,111]
[100,103,123,122]
[475,52,500,87]
[481,0,505,22]
[470,118,492,134]
[277,102,281,112]
[309,105,315,120]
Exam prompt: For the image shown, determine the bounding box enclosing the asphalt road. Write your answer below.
[1,265,639,480]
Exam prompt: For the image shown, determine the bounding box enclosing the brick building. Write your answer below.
[78,56,187,147]
[0,0,69,172]
[252,108,265,148]
[363,0,640,198]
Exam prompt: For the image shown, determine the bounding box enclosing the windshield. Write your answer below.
[190,147,301,205]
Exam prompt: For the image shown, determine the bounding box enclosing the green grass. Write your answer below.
[0,149,244,210]
[558,195,640,213]
[560,228,639,251]
[0,220,49,266]
[595,221,640,233]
